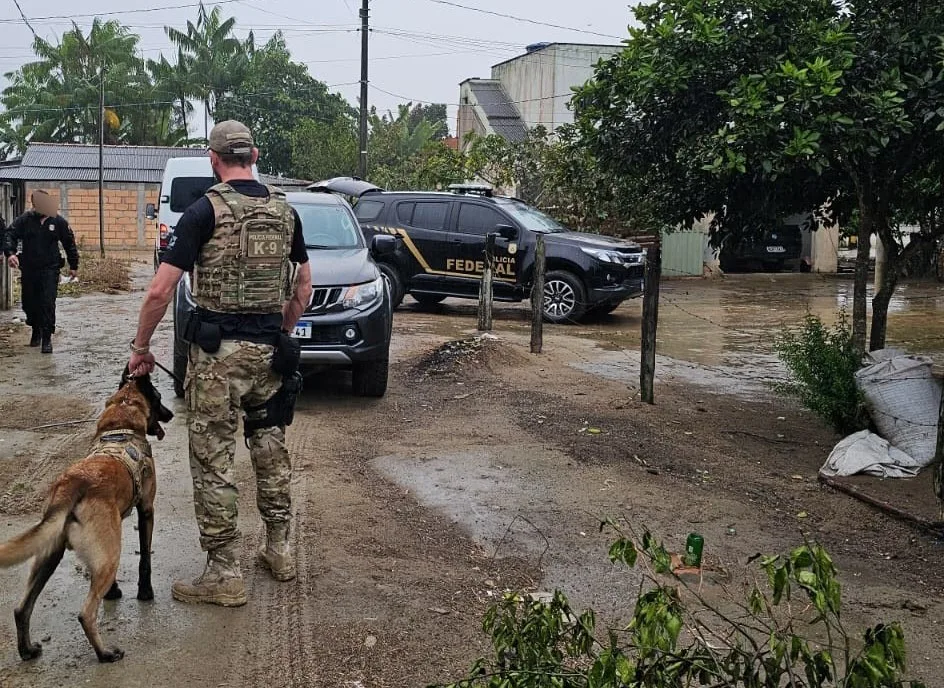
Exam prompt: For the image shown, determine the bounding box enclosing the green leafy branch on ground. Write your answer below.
[432,521,922,687]
[775,310,868,435]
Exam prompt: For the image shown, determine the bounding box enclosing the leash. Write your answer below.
[153,360,184,387]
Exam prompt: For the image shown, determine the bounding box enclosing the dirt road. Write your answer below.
[0,266,942,687]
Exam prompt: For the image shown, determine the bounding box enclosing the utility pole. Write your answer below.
[98,63,106,258]
[358,0,369,179]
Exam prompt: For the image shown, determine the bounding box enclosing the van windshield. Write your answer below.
[170,177,215,212]
[294,203,363,249]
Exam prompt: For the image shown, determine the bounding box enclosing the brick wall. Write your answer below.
[24,181,158,252]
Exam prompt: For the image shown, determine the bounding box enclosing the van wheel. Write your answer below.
[378,263,404,309]
[541,271,587,324]
[352,359,388,397]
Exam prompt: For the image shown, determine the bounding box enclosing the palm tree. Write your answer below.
[165,3,250,141]
[147,52,196,138]
[0,19,173,153]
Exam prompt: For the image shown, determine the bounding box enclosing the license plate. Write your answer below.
[292,321,312,339]
[766,246,786,253]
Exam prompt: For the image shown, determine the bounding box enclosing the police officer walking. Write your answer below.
[127,120,313,607]
[2,190,79,353]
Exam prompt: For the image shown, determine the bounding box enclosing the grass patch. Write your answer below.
[59,251,132,296]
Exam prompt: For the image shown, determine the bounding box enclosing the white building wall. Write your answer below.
[491,44,622,131]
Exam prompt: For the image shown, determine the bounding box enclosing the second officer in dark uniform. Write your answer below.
[2,190,79,353]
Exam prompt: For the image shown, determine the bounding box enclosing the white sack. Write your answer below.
[820,430,923,479]
[855,349,942,467]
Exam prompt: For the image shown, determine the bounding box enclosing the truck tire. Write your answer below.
[352,358,389,397]
[541,270,587,324]
[378,263,404,309]
[412,293,446,308]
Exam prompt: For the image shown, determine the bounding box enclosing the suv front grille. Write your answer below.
[306,287,344,314]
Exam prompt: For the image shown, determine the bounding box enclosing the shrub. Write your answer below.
[434,523,923,688]
[775,310,868,435]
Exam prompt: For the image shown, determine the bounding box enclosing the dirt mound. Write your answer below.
[412,334,528,380]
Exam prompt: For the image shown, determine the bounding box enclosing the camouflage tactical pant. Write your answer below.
[186,339,292,554]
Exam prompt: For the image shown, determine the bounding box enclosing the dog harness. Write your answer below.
[88,429,154,518]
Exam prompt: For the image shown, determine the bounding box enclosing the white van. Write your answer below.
[148,156,259,271]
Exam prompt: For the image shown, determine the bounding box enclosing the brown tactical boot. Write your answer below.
[172,547,247,607]
[258,524,296,581]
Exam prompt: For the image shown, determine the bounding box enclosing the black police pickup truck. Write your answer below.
[311,179,646,323]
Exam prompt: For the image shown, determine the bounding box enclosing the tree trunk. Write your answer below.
[868,249,898,352]
[852,208,872,356]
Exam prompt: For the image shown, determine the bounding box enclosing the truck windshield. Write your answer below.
[293,203,363,249]
[495,199,566,233]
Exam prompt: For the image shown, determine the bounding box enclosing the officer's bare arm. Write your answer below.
[134,262,185,349]
[282,261,313,332]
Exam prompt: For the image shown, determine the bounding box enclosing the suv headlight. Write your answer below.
[342,276,384,310]
[581,247,646,266]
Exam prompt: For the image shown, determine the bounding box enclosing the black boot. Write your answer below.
[29,327,41,347]
[41,330,52,354]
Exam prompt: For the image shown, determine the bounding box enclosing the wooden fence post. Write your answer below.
[640,244,662,404]
[0,259,11,312]
[530,234,546,353]
[477,233,495,332]
[933,381,944,519]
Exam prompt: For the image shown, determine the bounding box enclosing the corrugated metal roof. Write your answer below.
[0,143,206,184]
[0,143,310,187]
[467,81,528,143]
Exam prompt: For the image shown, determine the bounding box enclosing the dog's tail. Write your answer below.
[0,484,82,568]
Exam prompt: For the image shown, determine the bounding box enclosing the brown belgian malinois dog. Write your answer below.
[0,367,173,663]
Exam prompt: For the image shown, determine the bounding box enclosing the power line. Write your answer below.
[0,0,244,24]
[424,0,624,41]
[9,0,36,38]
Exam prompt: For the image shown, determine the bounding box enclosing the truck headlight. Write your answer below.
[581,247,620,263]
[342,276,384,310]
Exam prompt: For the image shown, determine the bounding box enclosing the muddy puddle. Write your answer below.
[394,274,944,393]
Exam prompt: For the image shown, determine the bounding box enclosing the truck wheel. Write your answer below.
[378,263,404,309]
[352,359,389,397]
[541,270,587,324]
[412,293,446,308]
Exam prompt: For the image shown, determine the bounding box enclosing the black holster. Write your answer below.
[271,331,301,376]
[182,310,221,353]
[243,371,303,438]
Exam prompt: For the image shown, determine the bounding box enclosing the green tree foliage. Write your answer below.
[573,0,944,353]
[214,33,355,176]
[290,117,359,182]
[0,19,185,155]
[463,126,644,234]
[436,524,925,688]
[165,1,252,140]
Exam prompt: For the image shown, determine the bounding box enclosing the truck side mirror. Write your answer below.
[370,234,396,256]
[496,224,517,240]
[145,203,156,221]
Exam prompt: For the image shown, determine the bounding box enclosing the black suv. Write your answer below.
[311,179,646,323]
[171,189,395,398]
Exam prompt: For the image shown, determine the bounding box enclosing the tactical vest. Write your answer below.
[192,183,294,314]
[88,430,153,518]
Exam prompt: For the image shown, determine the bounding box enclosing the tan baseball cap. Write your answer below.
[208,120,254,154]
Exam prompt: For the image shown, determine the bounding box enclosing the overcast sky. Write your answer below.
[0,0,638,135]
